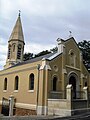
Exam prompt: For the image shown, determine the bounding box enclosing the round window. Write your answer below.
[53,65,58,72]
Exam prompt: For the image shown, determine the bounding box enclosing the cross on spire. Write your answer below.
[19,10,21,17]
[69,31,72,38]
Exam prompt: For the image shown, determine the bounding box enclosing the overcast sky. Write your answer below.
[0,0,90,70]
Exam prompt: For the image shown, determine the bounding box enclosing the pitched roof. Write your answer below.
[9,14,24,42]
[9,52,62,68]
[14,52,56,66]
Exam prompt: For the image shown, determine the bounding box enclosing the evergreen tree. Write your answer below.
[23,53,33,61]
[78,40,90,68]
[34,50,51,58]
[50,47,58,53]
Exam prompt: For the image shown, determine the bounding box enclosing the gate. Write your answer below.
[1,97,9,116]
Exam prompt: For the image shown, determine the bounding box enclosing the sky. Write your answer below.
[0,0,90,70]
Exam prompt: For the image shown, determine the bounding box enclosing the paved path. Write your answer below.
[1,113,90,120]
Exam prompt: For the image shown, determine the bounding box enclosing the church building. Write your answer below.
[0,13,90,116]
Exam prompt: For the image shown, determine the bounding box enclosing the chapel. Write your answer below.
[0,13,90,116]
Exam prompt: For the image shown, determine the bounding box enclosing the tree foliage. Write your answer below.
[50,47,58,53]
[78,40,90,68]
[34,50,51,58]
[23,40,90,70]
[23,53,33,61]
[23,50,51,61]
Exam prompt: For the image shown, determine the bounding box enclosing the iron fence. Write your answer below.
[88,92,90,105]
[73,91,84,99]
[48,90,66,99]
[1,97,9,116]
[48,90,85,99]
[88,92,90,99]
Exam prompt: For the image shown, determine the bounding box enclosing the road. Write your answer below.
[0,113,90,120]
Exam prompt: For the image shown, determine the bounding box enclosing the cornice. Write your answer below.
[66,65,81,71]
[0,66,37,76]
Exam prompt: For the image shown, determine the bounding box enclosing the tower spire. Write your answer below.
[4,12,25,69]
[9,11,24,43]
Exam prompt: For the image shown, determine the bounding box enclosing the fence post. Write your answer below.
[83,87,88,100]
[66,84,72,100]
[9,95,14,116]
[83,87,89,108]
[66,84,72,116]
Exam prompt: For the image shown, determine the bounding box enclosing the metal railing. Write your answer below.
[88,92,90,99]
[48,90,66,99]
[88,92,90,105]
[48,90,85,99]
[72,91,84,99]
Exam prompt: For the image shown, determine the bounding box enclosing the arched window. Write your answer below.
[69,49,76,67]
[29,73,34,90]
[52,77,57,91]
[13,44,15,52]
[17,45,22,59]
[8,45,11,59]
[14,76,19,90]
[4,78,7,90]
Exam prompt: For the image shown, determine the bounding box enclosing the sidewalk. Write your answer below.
[0,113,90,120]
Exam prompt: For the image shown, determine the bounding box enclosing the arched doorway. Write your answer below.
[52,77,57,91]
[68,72,80,99]
[69,76,76,99]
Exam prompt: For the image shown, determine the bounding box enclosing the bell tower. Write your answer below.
[4,12,25,69]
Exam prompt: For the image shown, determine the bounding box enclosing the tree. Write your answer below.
[23,50,51,61]
[50,47,58,53]
[78,40,90,68]
[34,50,51,58]
[23,53,33,61]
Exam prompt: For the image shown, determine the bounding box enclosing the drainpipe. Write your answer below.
[36,64,40,113]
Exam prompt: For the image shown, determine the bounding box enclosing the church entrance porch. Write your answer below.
[69,76,76,99]
[68,73,80,99]
[48,85,89,117]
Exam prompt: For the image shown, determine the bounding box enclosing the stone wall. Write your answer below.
[48,99,89,116]
[15,108,37,116]
[48,99,71,116]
